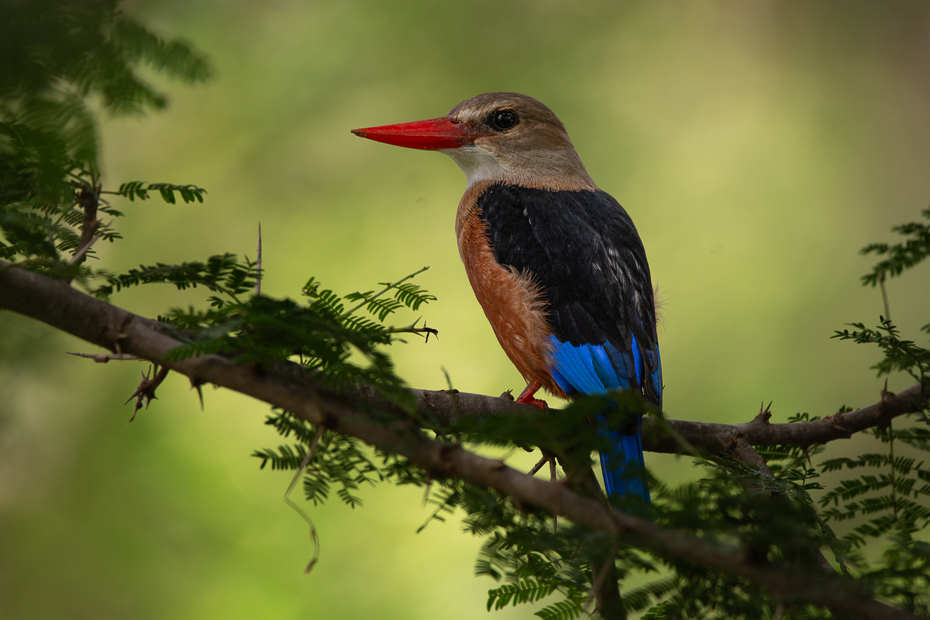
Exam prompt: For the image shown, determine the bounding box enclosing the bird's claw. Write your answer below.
[516,379,548,410]
[517,395,548,409]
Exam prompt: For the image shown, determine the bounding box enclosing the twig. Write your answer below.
[584,554,619,616]
[549,456,559,533]
[528,455,547,476]
[382,321,439,340]
[68,220,111,267]
[728,435,775,477]
[68,351,141,363]
[880,278,891,321]
[66,182,103,280]
[284,425,325,573]
[339,266,429,319]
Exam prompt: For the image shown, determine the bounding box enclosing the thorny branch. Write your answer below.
[124,363,170,421]
[0,262,927,620]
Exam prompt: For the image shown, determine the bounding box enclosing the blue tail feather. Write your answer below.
[548,336,651,503]
[598,415,650,502]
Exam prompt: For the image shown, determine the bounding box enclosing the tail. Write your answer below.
[545,336,657,503]
[597,416,650,503]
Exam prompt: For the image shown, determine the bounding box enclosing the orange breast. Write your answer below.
[455,182,568,399]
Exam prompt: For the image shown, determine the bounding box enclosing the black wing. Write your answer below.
[477,183,662,406]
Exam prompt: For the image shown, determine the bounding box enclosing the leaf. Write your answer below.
[487,580,557,611]
[534,599,582,620]
[861,207,930,286]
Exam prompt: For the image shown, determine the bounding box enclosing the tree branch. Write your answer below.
[6,258,924,457]
[0,262,923,620]
[405,384,929,455]
[345,380,929,459]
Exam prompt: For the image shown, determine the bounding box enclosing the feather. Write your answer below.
[477,183,662,502]
[548,336,654,502]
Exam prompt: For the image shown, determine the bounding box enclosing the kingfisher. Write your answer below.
[352,92,661,502]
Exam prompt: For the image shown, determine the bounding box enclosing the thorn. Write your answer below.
[802,446,814,468]
[421,321,438,343]
[124,366,152,405]
[881,378,893,399]
[254,222,262,298]
[752,401,773,424]
[411,320,439,343]
[123,364,169,420]
[190,377,205,411]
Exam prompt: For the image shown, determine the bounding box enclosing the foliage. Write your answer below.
[4,3,930,619]
[148,264,437,398]
[834,318,930,383]
[861,208,930,287]
[254,412,386,509]
[823,219,930,613]
[0,0,210,286]
[116,181,207,205]
[818,423,930,613]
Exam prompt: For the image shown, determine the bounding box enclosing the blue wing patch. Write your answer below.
[548,338,631,395]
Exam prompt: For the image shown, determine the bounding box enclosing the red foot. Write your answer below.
[516,379,548,410]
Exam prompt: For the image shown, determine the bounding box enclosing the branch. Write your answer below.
[0,262,922,620]
[643,383,927,454]
[68,220,111,267]
[7,254,927,457]
[403,382,929,456]
[68,183,101,274]
[342,372,929,457]
[67,351,141,363]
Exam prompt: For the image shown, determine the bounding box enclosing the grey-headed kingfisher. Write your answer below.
[352,92,661,501]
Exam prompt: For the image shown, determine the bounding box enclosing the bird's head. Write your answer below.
[352,92,595,191]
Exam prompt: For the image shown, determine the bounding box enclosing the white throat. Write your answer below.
[442,145,510,187]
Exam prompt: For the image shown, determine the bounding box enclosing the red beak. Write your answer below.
[351,116,486,150]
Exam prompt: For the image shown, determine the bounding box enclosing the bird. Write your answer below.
[352,92,661,503]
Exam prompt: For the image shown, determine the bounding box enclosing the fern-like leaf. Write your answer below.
[534,599,582,620]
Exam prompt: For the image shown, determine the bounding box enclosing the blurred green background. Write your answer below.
[2,1,930,618]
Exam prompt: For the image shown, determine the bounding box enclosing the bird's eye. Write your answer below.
[488,109,519,131]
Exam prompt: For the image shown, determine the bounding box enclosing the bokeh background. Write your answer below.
[2,1,930,618]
